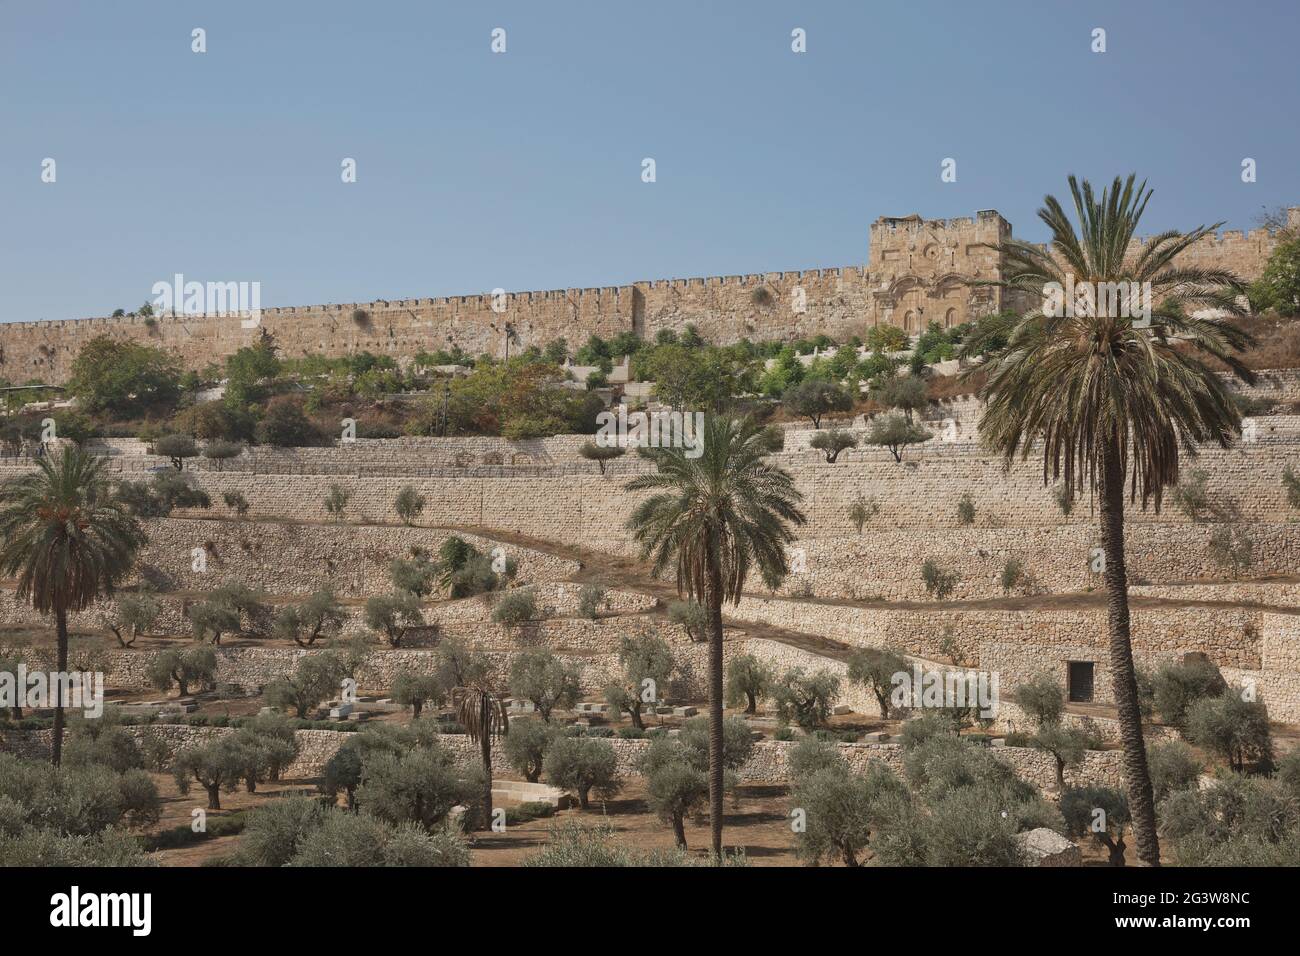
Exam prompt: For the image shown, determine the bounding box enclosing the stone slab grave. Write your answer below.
[505,697,536,714]
[832,705,853,716]
[575,702,611,715]
[493,780,573,810]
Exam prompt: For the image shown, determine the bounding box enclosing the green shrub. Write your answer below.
[920,559,959,600]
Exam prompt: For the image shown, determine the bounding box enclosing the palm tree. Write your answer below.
[625,415,806,856]
[0,446,146,765]
[456,682,509,830]
[962,174,1255,866]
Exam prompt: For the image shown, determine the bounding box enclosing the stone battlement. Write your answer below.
[2,206,1295,383]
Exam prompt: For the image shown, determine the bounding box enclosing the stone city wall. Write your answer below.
[4,208,1292,384]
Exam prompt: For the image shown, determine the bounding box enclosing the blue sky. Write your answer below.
[2,0,1297,324]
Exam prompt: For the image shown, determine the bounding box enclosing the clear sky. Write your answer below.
[2,0,1297,324]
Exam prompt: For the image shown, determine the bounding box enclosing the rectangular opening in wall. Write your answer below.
[1067,661,1095,703]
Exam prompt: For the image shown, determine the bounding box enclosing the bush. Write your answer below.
[577,583,607,619]
[323,483,350,522]
[256,397,323,447]
[492,588,537,628]
[543,736,621,809]
[1147,740,1203,802]
[1153,658,1226,727]
[116,472,211,517]
[288,812,469,867]
[394,485,426,526]
[920,559,959,600]
[771,667,841,730]
[1208,525,1254,578]
[522,820,731,867]
[222,490,250,517]
[155,434,199,470]
[234,797,325,866]
[1283,466,1300,510]
[955,493,975,526]
[62,718,144,773]
[1000,557,1025,594]
[1160,773,1300,866]
[848,494,880,533]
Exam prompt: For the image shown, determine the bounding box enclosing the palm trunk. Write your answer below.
[1098,438,1160,866]
[480,710,493,831]
[706,558,725,859]
[51,604,68,767]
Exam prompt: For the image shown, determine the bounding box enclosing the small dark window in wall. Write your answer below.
[1068,661,1095,703]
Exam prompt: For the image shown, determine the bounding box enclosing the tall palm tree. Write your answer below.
[962,174,1255,866]
[0,446,146,765]
[456,681,509,830]
[625,415,805,856]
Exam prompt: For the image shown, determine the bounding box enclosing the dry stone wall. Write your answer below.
[2,725,1124,792]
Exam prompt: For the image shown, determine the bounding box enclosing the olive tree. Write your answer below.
[507,648,581,721]
[272,586,347,647]
[724,653,773,714]
[102,591,160,648]
[364,591,424,647]
[543,736,621,810]
[502,718,557,783]
[145,646,217,697]
[1061,785,1131,866]
[390,671,446,719]
[846,646,908,719]
[771,667,841,730]
[604,633,675,730]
